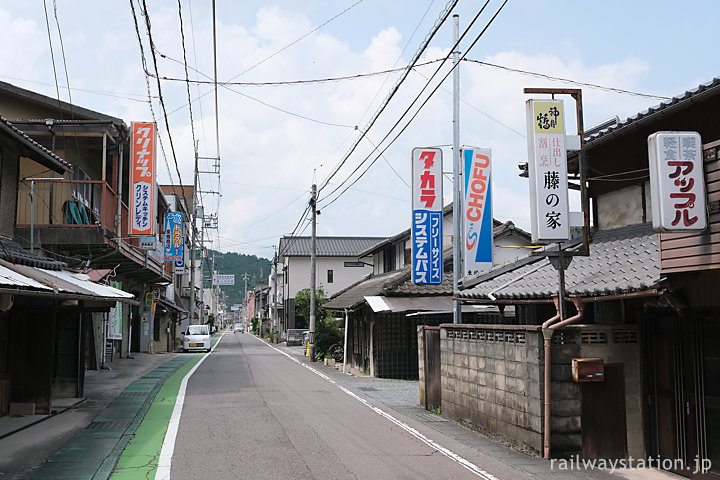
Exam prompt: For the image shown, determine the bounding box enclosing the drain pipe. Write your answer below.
[342,308,349,374]
[542,295,585,459]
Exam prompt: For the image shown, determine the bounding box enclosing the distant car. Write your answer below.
[183,324,212,352]
[234,322,244,333]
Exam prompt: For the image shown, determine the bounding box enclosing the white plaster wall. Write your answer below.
[287,255,373,298]
[597,184,649,230]
[494,233,533,266]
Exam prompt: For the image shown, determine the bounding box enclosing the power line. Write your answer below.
[319,0,491,204]
[131,0,196,239]
[318,0,460,195]
[149,58,445,86]
[463,58,672,100]
[226,0,366,82]
[320,0,510,211]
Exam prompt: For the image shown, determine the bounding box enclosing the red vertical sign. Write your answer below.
[129,122,157,236]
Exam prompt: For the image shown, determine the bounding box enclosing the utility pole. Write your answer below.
[452,14,462,324]
[243,273,249,331]
[189,146,199,325]
[272,246,278,343]
[308,184,317,361]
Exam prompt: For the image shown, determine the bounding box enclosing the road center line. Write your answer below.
[257,336,501,480]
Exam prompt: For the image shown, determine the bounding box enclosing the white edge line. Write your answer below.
[154,331,226,480]
[255,336,501,480]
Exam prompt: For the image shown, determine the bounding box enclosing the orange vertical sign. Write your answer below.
[129,122,157,236]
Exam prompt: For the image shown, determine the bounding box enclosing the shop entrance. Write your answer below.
[644,311,720,478]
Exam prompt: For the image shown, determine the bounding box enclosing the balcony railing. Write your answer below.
[16,178,174,278]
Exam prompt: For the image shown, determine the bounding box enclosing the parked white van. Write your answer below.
[182,324,212,352]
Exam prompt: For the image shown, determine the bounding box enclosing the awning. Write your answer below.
[0,259,138,304]
[156,297,188,314]
[364,296,454,313]
[364,295,505,316]
[0,263,53,291]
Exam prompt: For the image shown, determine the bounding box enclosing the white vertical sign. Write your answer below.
[648,131,707,232]
[107,281,123,340]
[526,99,570,243]
[411,147,443,285]
[462,147,493,277]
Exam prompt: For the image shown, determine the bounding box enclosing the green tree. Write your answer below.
[294,287,341,356]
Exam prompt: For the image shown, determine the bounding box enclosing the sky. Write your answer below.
[1,0,718,259]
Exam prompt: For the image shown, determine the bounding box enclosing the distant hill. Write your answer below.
[207,250,271,307]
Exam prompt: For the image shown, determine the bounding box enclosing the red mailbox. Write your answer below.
[572,358,604,382]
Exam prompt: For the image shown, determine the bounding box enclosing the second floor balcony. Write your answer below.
[15,178,172,284]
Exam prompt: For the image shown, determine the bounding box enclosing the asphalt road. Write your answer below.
[168,332,532,480]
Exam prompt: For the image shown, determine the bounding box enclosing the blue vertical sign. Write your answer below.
[411,148,443,285]
[462,147,493,277]
[163,212,183,262]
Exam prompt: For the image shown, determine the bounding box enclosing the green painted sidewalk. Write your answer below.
[28,334,221,480]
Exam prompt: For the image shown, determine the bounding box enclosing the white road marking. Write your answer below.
[256,336,501,480]
[155,332,225,480]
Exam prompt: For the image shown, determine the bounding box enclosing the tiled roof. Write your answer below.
[324,269,407,310]
[0,239,66,270]
[279,236,385,257]
[458,224,660,300]
[585,77,720,145]
[0,114,71,172]
[325,246,455,310]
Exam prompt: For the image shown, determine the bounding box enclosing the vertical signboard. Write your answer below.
[526,99,570,243]
[648,131,707,232]
[462,147,493,277]
[164,211,183,262]
[174,245,186,275]
[107,281,123,340]
[411,147,443,285]
[129,122,157,236]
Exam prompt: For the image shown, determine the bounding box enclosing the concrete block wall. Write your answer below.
[440,324,544,453]
[434,323,643,458]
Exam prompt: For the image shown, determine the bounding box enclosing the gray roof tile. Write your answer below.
[279,236,385,257]
[458,224,660,300]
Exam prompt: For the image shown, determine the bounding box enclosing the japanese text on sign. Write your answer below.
[526,100,570,243]
[164,212,183,262]
[462,147,493,277]
[648,132,707,232]
[411,147,443,284]
[129,122,157,236]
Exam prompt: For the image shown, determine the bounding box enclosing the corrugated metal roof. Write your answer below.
[585,77,720,145]
[458,224,660,300]
[279,236,385,257]
[0,263,53,290]
[0,259,137,303]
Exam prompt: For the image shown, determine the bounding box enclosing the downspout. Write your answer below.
[115,143,124,251]
[542,295,585,459]
[343,308,349,374]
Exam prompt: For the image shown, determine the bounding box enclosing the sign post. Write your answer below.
[129,122,157,237]
[526,99,570,244]
[648,131,707,232]
[411,147,443,285]
[462,147,493,278]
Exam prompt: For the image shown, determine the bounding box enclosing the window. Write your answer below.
[344,261,364,267]
[327,269,334,283]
